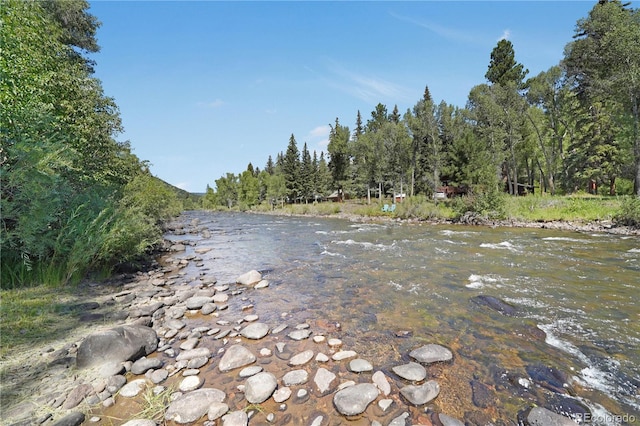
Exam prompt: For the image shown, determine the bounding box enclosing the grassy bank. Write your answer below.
[250,193,639,226]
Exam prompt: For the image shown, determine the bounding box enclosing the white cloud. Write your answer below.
[389,11,479,45]
[307,125,331,139]
[324,61,413,103]
[197,99,225,108]
[174,182,190,191]
[498,29,511,41]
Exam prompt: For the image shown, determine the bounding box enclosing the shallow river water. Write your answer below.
[163,211,639,425]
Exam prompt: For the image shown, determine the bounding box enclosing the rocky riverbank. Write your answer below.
[1,216,594,426]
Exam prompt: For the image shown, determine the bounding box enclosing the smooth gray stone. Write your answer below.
[51,412,85,426]
[244,372,277,403]
[392,361,426,381]
[222,410,249,426]
[165,388,226,424]
[439,413,466,426]
[219,345,256,372]
[332,383,379,416]
[288,350,314,366]
[314,368,337,394]
[240,323,270,340]
[282,369,309,386]
[372,371,391,396]
[236,270,262,285]
[131,356,163,375]
[287,329,311,341]
[207,402,230,421]
[76,325,157,369]
[399,380,440,405]
[409,344,453,363]
[349,358,373,373]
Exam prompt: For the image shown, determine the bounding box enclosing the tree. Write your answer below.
[238,166,259,207]
[525,66,578,194]
[282,134,300,201]
[563,0,640,195]
[300,142,314,202]
[327,117,351,193]
[214,173,239,208]
[485,39,529,87]
[564,101,622,194]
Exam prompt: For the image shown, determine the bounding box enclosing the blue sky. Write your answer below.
[88,1,601,193]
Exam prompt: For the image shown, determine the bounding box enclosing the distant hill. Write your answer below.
[155,177,202,208]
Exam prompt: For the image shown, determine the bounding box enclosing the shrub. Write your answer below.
[614,196,640,228]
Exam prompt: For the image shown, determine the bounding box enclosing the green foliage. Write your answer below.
[614,196,640,227]
[452,186,507,220]
[485,39,528,87]
[0,1,182,288]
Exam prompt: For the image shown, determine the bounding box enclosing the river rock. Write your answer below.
[219,345,256,372]
[349,358,373,372]
[254,280,269,289]
[372,371,391,396]
[187,356,209,369]
[389,412,410,426]
[121,421,156,426]
[179,375,203,392]
[62,384,94,409]
[378,398,393,412]
[176,347,211,361]
[201,303,217,315]
[288,329,312,340]
[399,380,440,405]
[283,369,309,386]
[471,295,519,316]
[527,407,579,425]
[333,383,379,416]
[105,375,127,393]
[180,338,199,350]
[207,402,230,420]
[240,323,270,340]
[244,372,277,403]
[166,319,186,330]
[165,388,226,424]
[149,368,168,384]
[213,293,229,303]
[313,367,337,395]
[51,412,85,426]
[316,352,330,362]
[392,362,426,381]
[131,356,163,375]
[409,344,453,364]
[239,366,263,378]
[332,350,357,361]
[76,325,158,369]
[289,350,314,366]
[222,410,248,426]
[439,413,465,426]
[236,270,262,285]
[273,386,292,403]
[119,379,147,397]
[185,296,213,310]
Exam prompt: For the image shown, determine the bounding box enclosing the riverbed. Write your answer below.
[163,211,639,424]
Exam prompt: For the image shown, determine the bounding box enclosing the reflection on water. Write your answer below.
[167,211,639,425]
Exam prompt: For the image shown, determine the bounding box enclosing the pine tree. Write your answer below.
[282,134,300,202]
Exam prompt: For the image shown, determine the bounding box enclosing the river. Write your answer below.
[165,211,639,425]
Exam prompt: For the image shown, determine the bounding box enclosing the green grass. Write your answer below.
[503,193,622,222]
[0,284,94,357]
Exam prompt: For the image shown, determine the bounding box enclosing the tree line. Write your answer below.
[1,0,186,288]
[204,0,640,210]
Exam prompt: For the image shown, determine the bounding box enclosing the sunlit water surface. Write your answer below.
[163,211,639,425]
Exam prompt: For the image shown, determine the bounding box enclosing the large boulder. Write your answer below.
[76,325,158,369]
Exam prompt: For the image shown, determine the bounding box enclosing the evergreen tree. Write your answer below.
[485,39,529,87]
[563,0,640,194]
[300,142,313,202]
[282,134,300,201]
[265,155,275,175]
[327,117,351,192]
